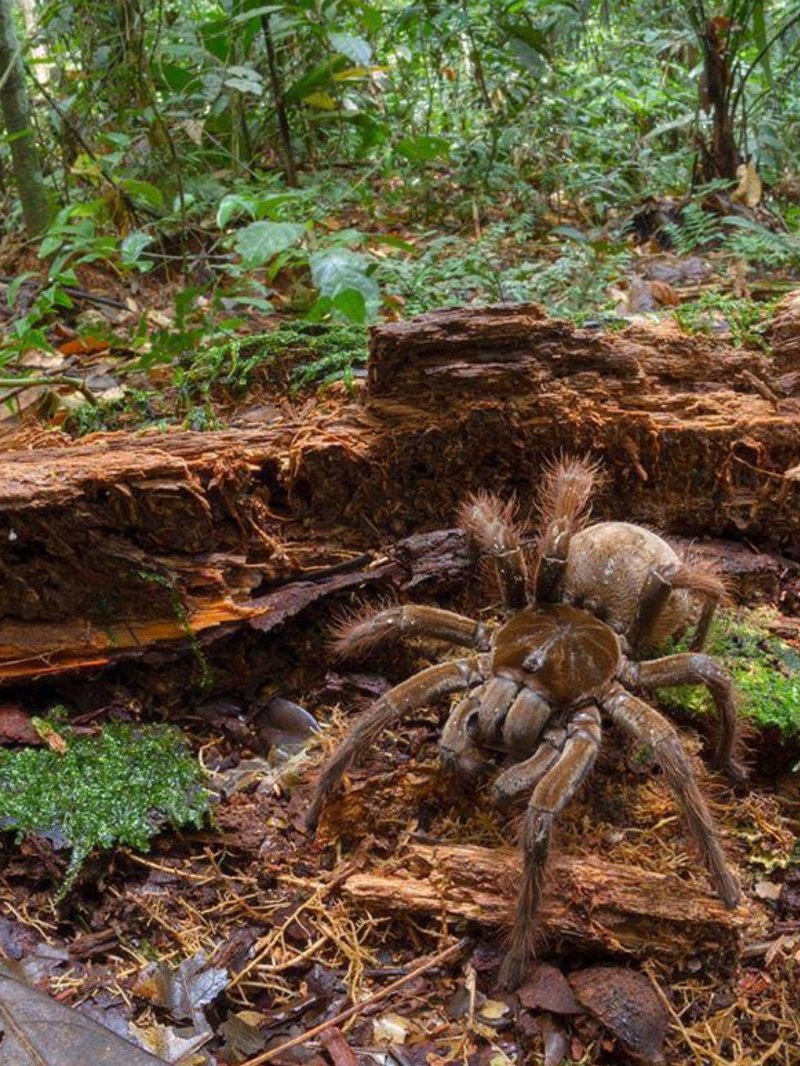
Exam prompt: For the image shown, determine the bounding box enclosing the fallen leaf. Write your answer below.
[256,697,319,755]
[133,952,228,1026]
[569,966,667,1064]
[518,962,584,1015]
[478,998,510,1021]
[0,961,162,1065]
[754,879,783,901]
[373,1012,413,1044]
[0,705,40,745]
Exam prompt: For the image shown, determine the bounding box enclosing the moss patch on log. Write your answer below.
[658,609,800,737]
[0,717,210,895]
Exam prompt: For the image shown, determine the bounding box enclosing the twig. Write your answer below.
[319,1028,359,1066]
[0,376,98,405]
[239,937,469,1066]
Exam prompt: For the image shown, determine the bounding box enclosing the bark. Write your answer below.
[261,13,297,187]
[0,304,798,682]
[0,0,51,235]
[342,843,749,959]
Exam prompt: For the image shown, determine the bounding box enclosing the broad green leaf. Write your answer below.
[310,249,379,318]
[152,61,196,94]
[752,1,773,87]
[396,134,450,163]
[329,32,372,66]
[200,17,232,62]
[231,4,283,23]
[217,194,258,229]
[223,65,264,96]
[233,221,305,266]
[286,56,348,104]
[120,179,165,211]
[332,288,367,322]
[121,232,155,266]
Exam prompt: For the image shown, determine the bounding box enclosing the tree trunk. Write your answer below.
[0,0,51,236]
[262,13,297,187]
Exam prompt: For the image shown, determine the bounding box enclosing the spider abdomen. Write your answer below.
[564,521,693,644]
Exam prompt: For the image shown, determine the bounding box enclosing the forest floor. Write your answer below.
[1,207,800,1066]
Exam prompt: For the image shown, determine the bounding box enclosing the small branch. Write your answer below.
[239,938,469,1066]
[0,375,98,405]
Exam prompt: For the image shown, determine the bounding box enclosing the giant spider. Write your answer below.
[306,458,743,990]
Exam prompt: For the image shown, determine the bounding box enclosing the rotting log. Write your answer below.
[0,303,799,683]
[342,843,751,959]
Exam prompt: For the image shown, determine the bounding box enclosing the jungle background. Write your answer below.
[1,2,800,1065]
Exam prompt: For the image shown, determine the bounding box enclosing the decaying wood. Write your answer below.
[343,843,750,959]
[0,302,798,682]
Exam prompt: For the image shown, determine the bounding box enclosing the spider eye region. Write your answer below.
[492,604,620,706]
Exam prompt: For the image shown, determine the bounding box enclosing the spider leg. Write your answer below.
[306,658,484,832]
[440,691,491,780]
[330,603,489,660]
[534,456,599,603]
[498,705,601,990]
[602,683,740,907]
[459,492,528,610]
[628,561,727,652]
[634,653,745,783]
[491,725,566,804]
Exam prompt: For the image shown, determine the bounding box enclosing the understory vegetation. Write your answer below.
[0,1,799,423]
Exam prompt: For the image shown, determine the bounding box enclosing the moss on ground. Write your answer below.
[657,608,800,738]
[0,717,210,895]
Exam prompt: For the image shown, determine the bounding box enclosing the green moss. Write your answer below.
[183,320,368,396]
[657,608,800,737]
[0,719,210,896]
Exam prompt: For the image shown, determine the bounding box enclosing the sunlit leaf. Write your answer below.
[396,134,450,162]
[120,179,165,211]
[303,91,337,110]
[233,221,306,266]
[310,249,379,320]
[329,32,372,66]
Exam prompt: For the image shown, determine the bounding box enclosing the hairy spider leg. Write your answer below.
[491,725,566,804]
[635,653,745,783]
[330,603,490,660]
[459,492,528,610]
[305,658,484,831]
[498,704,602,990]
[628,561,727,653]
[534,457,599,603]
[602,683,740,907]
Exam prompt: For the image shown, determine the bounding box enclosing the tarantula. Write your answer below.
[306,458,743,990]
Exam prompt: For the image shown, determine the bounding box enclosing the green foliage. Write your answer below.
[672,292,778,348]
[657,610,800,737]
[185,320,369,395]
[0,718,210,895]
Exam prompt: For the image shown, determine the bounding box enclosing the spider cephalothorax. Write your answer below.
[306,458,743,990]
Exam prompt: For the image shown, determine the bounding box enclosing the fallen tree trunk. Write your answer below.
[343,843,751,959]
[0,304,798,683]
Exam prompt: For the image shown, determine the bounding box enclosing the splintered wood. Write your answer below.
[0,302,798,681]
[342,843,749,959]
